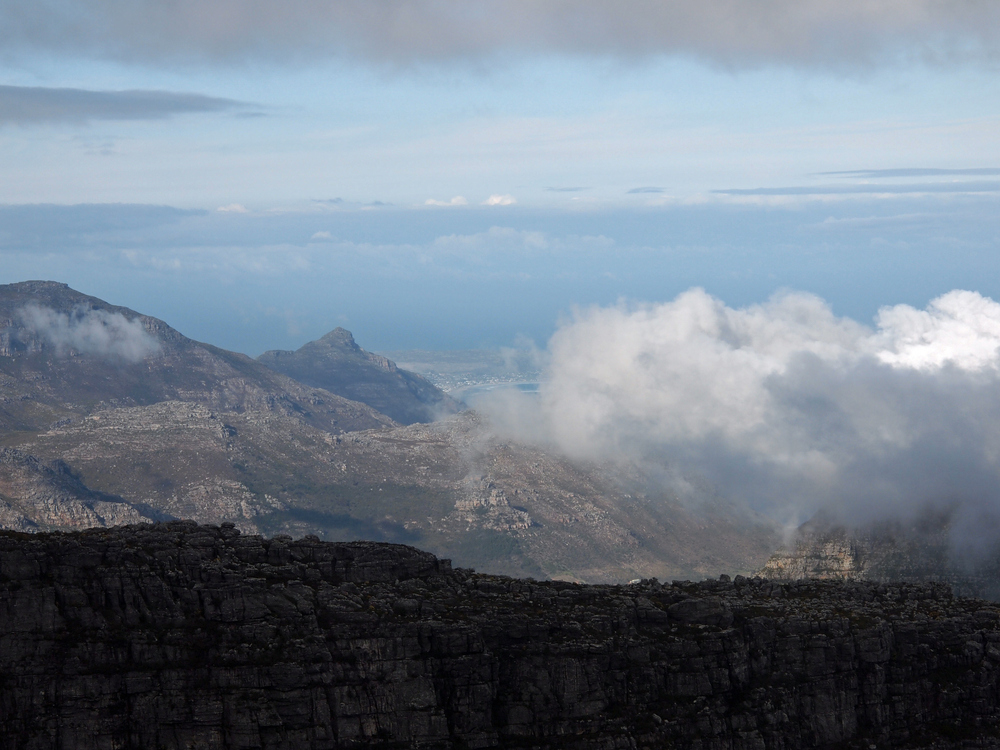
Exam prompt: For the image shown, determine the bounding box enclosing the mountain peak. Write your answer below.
[258,328,460,425]
[316,327,359,349]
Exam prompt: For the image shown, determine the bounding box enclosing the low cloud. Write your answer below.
[18,304,162,363]
[483,194,516,206]
[425,196,468,207]
[0,85,243,126]
[216,203,249,213]
[4,1,998,69]
[479,288,1000,552]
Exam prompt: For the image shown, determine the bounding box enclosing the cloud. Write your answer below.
[0,85,243,126]
[17,304,161,362]
[628,187,666,194]
[478,288,1000,552]
[483,194,516,206]
[4,1,998,69]
[310,230,332,240]
[216,203,249,213]
[425,196,468,207]
[715,181,1000,196]
[821,168,1000,179]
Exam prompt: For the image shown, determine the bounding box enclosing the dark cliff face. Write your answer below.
[2,523,1000,749]
[257,327,461,425]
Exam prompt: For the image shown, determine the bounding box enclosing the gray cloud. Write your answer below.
[0,85,244,126]
[715,181,1000,196]
[1,1,999,68]
[18,304,161,362]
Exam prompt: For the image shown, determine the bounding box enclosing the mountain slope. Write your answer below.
[0,281,393,435]
[257,327,460,424]
[14,405,778,582]
[0,447,161,531]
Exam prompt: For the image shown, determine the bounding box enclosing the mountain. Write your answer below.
[757,508,1000,600]
[12,405,779,581]
[2,521,998,749]
[0,281,779,582]
[0,280,393,435]
[257,327,461,425]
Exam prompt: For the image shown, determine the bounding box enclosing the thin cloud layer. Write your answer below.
[715,182,1000,196]
[2,1,999,68]
[482,288,1000,549]
[18,304,161,362]
[0,85,243,126]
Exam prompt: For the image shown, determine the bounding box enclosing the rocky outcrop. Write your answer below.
[758,510,1000,601]
[0,447,161,530]
[2,522,1000,749]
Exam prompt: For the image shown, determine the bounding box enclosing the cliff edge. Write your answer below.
[1,522,1000,748]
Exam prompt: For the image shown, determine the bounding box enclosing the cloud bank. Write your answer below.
[2,1,999,69]
[18,304,162,362]
[0,86,243,126]
[483,289,1000,544]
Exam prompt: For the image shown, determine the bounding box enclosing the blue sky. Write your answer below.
[1,1,999,354]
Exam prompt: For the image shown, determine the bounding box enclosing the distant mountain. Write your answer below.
[0,281,392,435]
[257,328,460,425]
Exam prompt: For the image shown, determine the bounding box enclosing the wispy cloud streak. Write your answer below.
[0,85,245,126]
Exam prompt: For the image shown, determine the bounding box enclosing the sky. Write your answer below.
[1,1,999,355]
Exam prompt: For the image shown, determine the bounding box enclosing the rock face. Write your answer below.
[0,447,162,531]
[257,327,461,425]
[2,523,1000,749]
[759,510,1000,601]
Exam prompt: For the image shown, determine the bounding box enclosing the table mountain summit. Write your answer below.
[257,327,460,425]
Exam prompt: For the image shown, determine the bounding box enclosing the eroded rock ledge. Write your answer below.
[1,522,999,749]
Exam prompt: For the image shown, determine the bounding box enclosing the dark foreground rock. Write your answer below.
[1,523,999,749]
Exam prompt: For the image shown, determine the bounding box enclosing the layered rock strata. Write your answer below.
[1,522,1000,749]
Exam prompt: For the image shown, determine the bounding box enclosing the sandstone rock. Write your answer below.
[1,522,999,748]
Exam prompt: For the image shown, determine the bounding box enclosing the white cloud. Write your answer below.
[483,194,517,206]
[478,288,1000,546]
[216,203,248,213]
[310,230,332,240]
[425,196,468,207]
[17,304,161,363]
